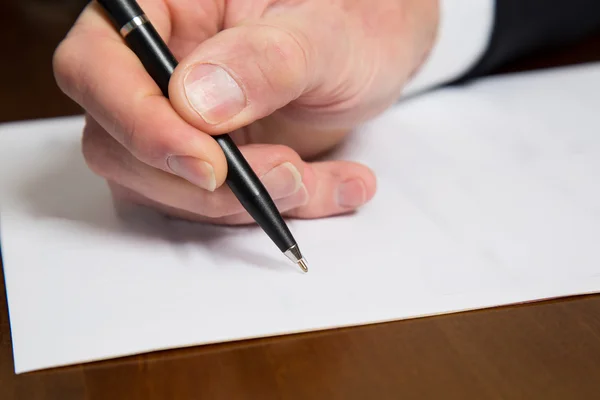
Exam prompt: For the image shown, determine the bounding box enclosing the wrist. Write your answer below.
[402,0,495,96]
[405,0,441,82]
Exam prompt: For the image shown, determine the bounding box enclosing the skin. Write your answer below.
[53,0,439,224]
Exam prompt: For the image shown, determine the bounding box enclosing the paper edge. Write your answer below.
[14,287,600,374]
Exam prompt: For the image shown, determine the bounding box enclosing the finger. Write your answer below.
[82,117,309,219]
[53,2,227,191]
[84,117,376,223]
[109,181,309,225]
[284,161,377,220]
[168,4,352,134]
[209,158,377,223]
[115,157,378,225]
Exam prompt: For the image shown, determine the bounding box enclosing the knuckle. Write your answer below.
[120,101,174,169]
[52,39,78,98]
[264,144,302,165]
[252,25,310,95]
[118,114,140,157]
[52,36,97,108]
[126,127,171,168]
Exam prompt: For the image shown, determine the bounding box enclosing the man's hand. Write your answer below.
[53,0,438,224]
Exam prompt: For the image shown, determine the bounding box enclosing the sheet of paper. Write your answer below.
[2,62,600,374]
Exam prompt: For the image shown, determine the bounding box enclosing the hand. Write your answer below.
[53,0,438,224]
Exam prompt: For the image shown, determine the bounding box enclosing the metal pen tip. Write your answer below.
[284,244,308,273]
[297,258,308,273]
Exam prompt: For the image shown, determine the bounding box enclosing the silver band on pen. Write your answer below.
[119,14,149,37]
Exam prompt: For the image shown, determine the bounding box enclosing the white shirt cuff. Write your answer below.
[402,0,495,97]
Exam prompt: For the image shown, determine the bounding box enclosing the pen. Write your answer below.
[96,0,308,273]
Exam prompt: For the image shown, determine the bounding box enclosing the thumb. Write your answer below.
[168,17,327,134]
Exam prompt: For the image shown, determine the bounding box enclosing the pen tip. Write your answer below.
[283,245,308,273]
[297,258,308,273]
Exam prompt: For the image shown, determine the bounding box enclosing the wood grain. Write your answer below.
[1,1,600,398]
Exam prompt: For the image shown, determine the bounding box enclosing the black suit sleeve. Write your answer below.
[459,0,600,80]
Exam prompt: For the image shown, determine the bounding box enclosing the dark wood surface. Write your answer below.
[2,1,600,399]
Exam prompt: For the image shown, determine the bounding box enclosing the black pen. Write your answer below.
[96,0,308,272]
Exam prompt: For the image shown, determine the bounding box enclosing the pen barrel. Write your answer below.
[219,134,296,252]
[122,23,177,97]
[97,0,144,29]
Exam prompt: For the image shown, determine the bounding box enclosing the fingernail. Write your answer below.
[184,64,246,124]
[337,179,367,208]
[275,185,309,210]
[167,156,216,191]
[261,162,303,199]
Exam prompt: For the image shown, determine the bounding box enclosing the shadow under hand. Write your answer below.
[19,141,170,240]
[17,140,284,272]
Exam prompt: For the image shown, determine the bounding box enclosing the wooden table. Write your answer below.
[2,1,600,398]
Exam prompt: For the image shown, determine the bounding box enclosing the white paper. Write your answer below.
[2,63,600,374]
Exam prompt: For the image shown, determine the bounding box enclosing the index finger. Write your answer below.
[53,1,228,189]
